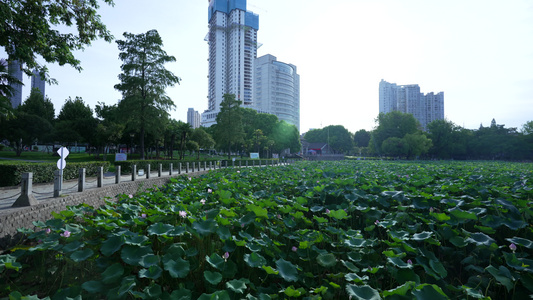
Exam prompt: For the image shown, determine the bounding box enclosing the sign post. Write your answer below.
[54,147,69,197]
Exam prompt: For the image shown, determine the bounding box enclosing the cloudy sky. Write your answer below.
[4,0,533,133]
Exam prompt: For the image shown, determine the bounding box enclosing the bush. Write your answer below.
[0,161,110,187]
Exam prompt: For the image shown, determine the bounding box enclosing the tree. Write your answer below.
[271,121,301,155]
[114,29,181,160]
[18,88,55,123]
[522,121,533,135]
[176,121,192,160]
[214,94,244,159]
[95,102,124,159]
[353,129,371,148]
[0,111,53,156]
[55,96,97,146]
[304,125,352,154]
[381,137,408,157]
[1,0,114,79]
[370,111,420,155]
[191,128,215,160]
[403,132,432,158]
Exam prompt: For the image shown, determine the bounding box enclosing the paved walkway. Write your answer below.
[0,168,208,212]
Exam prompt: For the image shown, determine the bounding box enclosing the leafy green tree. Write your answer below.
[353,129,371,147]
[176,121,192,160]
[55,96,97,146]
[94,102,124,159]
[114,29,180,160]
[0,111,53,156]
[381,137,408,157]
[214,94,244,159]
[522,121,533,135]
[1,0,114,79]
[18,88,55,123]
[370,111,419,155]
[403,132,432,158]
[304,125,352,154]
[271,121,301,155]
[191,127,215,160]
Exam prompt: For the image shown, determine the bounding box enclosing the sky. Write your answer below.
[4,0,533,134]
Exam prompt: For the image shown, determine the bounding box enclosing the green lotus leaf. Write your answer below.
[204,270,223,285]
[192,219,217,236]
[429,260,448,278]
[239,231,254,241]
[217,226,232,240]
[147,222,175,236]
[345,238,366,247]
[431,212,451,222]
[396,268,421,285]
[100,235,124,256]
[276,258,298,282]
[313,215,329,223]
[138,265,163,280]
[81,280,104,293]
[144,283,162,298]
[412,284,449,300]
[465,232,495,246]
[342,260,360,272]
[170,288,192,300]
[474,225,496,235]
[101,263,124,284]
[121,245,152,266]
[164,257,190,278]
[246,204,268,218]
[70,248,94,262]
[388,257,412,269]
[345,273,369,283]
[449,208,477,220]
[284,286,305,297]
[412,231,433,241]
[317,253,337,267]
[226,279,247,294]
[164,244,186,261]
[206,253,225,270]
[485,265,514,292]
[262,265,279,275]
[329,209,348,220]
[125,234,149,245]
[389,230,410,242]
[169,226,187,236]
[244,252,267,268]
[345,284,382,300]
[118,276,136,297]
[383,281,415,297]
[506,237,533,249]
[62,241,83,253]
[198,290,231,300]
[310,206,324,212]
[139,254,160,268]
[449,236,468,248]
[240,212,257,226]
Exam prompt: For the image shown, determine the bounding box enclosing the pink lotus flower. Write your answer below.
[207,188,213,193]
[129,194,133,199]
[375,220,380,225]
[223,252,230,261]
[45,228,51,234]
[237,170,240,173]
[292,246,298,252]
[200,199,206,205]
[510,243,517,252]
[60,230,71,238]
[179,211,187,218]
[407,259,413,265]
[325,209,330,214]
[188,177,192,181]
[141,213,147,218]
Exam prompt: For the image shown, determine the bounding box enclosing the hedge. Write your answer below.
[114,159,283,174]
[0,161,110,187]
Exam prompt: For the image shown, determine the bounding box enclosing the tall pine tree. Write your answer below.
[114,29,180,160]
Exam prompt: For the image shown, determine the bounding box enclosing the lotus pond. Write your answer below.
[1,160,533,299]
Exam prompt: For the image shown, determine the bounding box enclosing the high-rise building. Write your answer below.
[7,60,23,108]
[202,0,259,127]
[187,108,201,129]
[379,79,444,130]
[254,54,300,131]
[31,69,46,99]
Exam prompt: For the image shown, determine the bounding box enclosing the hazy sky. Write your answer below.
[4,0,533,133]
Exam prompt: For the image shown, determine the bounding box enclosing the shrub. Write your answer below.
[0,161,110,187]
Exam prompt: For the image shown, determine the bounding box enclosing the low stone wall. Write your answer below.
[0,172,208,249]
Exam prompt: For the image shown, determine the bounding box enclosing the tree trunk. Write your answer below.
[140,126,145,160]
